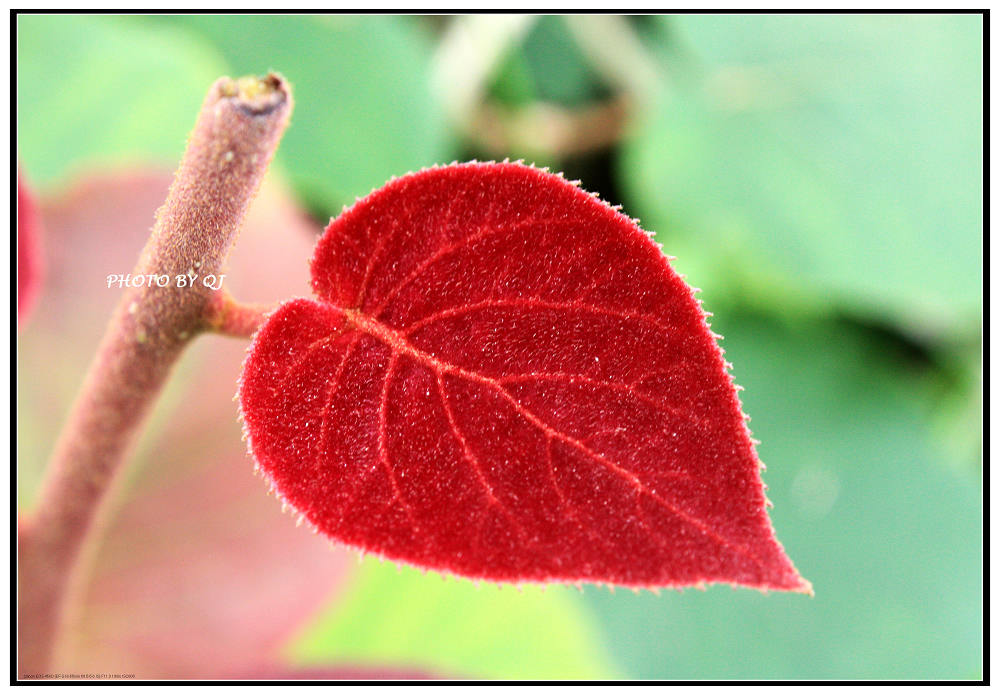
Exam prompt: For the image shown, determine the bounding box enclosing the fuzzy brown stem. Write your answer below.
[17,74,292,676]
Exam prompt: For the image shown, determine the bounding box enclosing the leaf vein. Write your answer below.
[313,335,361,473]
[436,373,527,541]
[498,371,707,436]
[371,217,569,317]
[402,298,673,338]
[377,353,419,531]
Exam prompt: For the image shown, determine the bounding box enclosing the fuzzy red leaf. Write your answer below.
[240,162,810,592]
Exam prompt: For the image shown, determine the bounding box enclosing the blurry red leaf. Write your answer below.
[17,171,44,325]
[20,169,354,678]
[240,162,809,592]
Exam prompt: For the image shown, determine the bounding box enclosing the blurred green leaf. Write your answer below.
[496,15,609,107]
[583,312,982,678]
[163,15,453,213]
[927,344,983,475]
[623,15,982,340]
[488,42,538,109]
[287,557,621,679]
[16,15,226,186]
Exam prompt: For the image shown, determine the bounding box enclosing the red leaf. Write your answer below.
[240,162,810,592]
[18,171,44,325]
[19,170,354,677]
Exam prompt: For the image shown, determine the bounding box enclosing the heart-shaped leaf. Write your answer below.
[240,162,809,592]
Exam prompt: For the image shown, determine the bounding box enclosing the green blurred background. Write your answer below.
[17,14,982,679]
